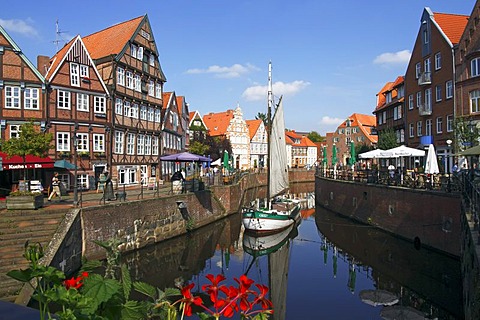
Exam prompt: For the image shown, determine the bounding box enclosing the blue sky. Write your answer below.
[0,0,475,135]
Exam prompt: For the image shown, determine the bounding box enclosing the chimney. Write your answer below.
[37,55,51,76]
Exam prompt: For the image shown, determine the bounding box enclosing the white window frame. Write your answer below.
[447,115,454,132]
[471,90,480,113]
[137,46,143,60]
[127,133,135,155]
[149,54,155,66]
[70,62,80,87]
[408,94,414,110]
[5,86,20,109]
[424,58,431,73]
[415,62,421,79]
[436,117,443,134]
[117,67,125,86]
[132,103,139,119]
[93,134,105,152]
[58,90,71,109]
[435,52,442,70]
[115,98,123,115]
[425,88,432,110]
[9,124,21,138]
[77,93,89,112]
[76,133,89,152]
[417,121,422,137]
[155,109,161,123]
[425,119,432,136]
[155,83,161,98]
[435,85,442,102]
[148,80,154,96]
[140,106,147,120]
[148,108,154,122]
[416,92,422,108]
[80,65,89,78]
[471,58,480,77]
[114,131,124,154]
[137,134,145,155]
[446,80,453,99]
[94,96,106,114]
[24,88,39,110]
[124,101,132,117]
[57,132,70,151]
[134,74,141,92]
[152,136,159,155]
[409,123,414,138]
[145,135,152,155]
[126,71,133,89]
[131,44,138,59]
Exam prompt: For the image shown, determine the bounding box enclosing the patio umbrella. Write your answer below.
[54,159,77,170]
[349,142,356,166]
[425,144,439,174]
[223,150,230,170]
[458,144,480,156]
[359,289,399,307]
[160,151,210,162]
[331,145,337,166]
[358,149,387,159]
[322,146,327,166]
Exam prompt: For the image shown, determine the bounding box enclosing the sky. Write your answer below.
[0,0,476,135]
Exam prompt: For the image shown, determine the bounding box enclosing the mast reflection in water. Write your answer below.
[122,191,462,319]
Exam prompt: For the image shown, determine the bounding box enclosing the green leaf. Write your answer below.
[120,300,149,320]
[6,268,33,282]
[79,259,103,273]
[121,263,132,299]
[133,281,157,300]
[82,273,121,310]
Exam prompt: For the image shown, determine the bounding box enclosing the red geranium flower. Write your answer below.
[180,283,203,316]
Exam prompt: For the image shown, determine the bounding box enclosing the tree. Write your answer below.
[1,121,53,190]
[255,112,267,125]
[454,116,479,151]
[307,131,323,142]
[377,128,398,150]
[188,140,210,156]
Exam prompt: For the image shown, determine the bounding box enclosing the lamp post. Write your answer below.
[73,125,79,207]
[446,139,452,192]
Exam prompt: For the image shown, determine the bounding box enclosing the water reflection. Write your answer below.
[121,188,462,319]
[315,207,463,319]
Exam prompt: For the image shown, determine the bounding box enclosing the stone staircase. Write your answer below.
[0,208,66,302]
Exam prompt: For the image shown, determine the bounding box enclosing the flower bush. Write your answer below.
[8,240,273,319]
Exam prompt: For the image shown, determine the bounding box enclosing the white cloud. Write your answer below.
[242,80,310,101]
[185,63,259,78]
[373,50,411,65]
[320,116,344,126]
[0,18,39,37]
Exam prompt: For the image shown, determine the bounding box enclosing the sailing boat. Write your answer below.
[242,62,301,233]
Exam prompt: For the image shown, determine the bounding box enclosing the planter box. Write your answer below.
[6,194,44,210]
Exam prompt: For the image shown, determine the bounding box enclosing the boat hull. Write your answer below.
[242,204,300,234]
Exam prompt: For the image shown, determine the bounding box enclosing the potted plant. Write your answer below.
[94,151,106,158]
[6,190,44,210]
[59,151,71,158]
[78,151,90,158]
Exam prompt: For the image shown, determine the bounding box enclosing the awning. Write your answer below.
[0,152,54,170]
[54,159,77,170]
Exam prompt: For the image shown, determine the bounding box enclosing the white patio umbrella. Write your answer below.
[358,149,387,159]
[380,145,426,184]
[425,144,439,174]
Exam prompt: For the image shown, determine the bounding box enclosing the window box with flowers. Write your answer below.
[6,191,44,210]
[59,151,71,158]
[78,151,90,158]
[94,152,106,158]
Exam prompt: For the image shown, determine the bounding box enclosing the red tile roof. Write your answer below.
[203,110,235,136]
[433,12,469,44]
[83,16,144,59]
[246,119,262,140]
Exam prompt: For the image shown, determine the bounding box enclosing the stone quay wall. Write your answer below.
[315,176,462,257]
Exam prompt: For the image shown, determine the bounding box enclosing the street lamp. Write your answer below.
[446,139,452,192]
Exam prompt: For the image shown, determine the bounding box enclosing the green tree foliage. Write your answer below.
[454,116,479,150]
[188,140,210,156]
[307,131,323,142]
[255,112,267,125]
[355,143,372,156]
[1,121,53,183]
[377,128,398,150]
[189,133,232,161]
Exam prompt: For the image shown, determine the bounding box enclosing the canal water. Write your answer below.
[122,191,463,319]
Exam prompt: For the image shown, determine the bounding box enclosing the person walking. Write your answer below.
[48,172,62,201]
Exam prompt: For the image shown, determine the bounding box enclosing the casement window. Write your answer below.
[114,131,124,154]
[436,117,443,134]
[132,103,139,119]
[397,85,404,98]
[417,121,422,137]
[9,125,21,138]
[149,80,154,96]
[424,58,431,74]
[117,67,125,86]
[131,44,137,59]
[70,63,80,87]
[58,90,71,109]
[137,46,143,60]
[126,71,133,89]
[124,101,132,117]
[93,134,105,152]
[425,88,432,110]
[148,108,154,122]
[140,106,147,120]
[134,74,141,92]
[409,123,414,138]
[447,115,453,132]
[76,133,89,151]
[24,88,39,109]
[80,65,89,78]
[77,174,89,190]
[435,85,442,102]
[408,94,414,110]
[77,93,89,111]
[57,132,70,151]
[471,58,480,77]
[155,109,161,122]
[127,133,135,155]
[152,136,159,155]
[471,90,480,113]
[155,83,161,98]
[115,98,123,115]
[446,80,453,99]
[145,135,152,155]
[5,86,20,108]
[118,167,137,185]
[416,92,422,108]
[149,54,155,66]
[137,134,145,155]
[415,62,421,79]
[94,96,106,114]
[425,119,432,136]
[435,52,441,70]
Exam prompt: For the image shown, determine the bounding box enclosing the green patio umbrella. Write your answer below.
[223,150,230,170]
[322,146,327,166]
[331,145,337,166]
[349,142,356,166]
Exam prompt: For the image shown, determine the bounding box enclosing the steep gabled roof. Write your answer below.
[246,119,262,140]
[189,110,208,130]
[342,113,378,144]
[375,81,394,111]
[203,110,235,137]
[0,25,45,82]
[433,12,469,45]
[83,16,144,59]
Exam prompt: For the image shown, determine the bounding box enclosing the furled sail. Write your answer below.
[269,97,289,198]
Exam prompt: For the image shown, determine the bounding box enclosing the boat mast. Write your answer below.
[267,62,273,204]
